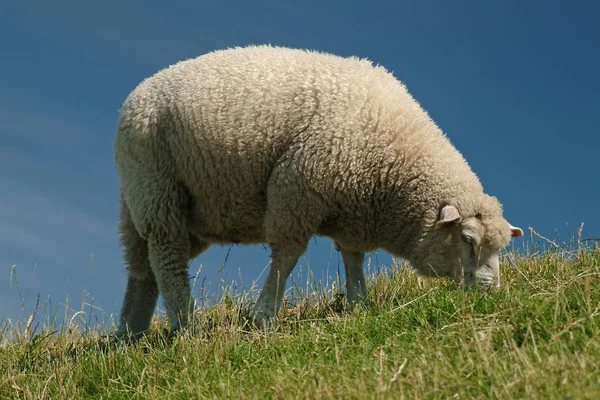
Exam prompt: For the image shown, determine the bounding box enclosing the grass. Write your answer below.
[1,243,600,399]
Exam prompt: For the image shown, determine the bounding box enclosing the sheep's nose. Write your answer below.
[474,277,496,290]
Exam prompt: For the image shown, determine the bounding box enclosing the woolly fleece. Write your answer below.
[113,45,521,335]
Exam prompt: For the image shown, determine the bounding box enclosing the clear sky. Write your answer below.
[1,0,598,330]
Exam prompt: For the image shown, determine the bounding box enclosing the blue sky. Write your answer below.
[1,0,598,330]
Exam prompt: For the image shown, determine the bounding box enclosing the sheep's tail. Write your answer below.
[117,191,135,242]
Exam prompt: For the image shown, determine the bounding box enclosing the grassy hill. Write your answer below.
[1,245,599,399]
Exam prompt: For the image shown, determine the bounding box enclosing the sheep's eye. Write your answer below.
[461,235,474,246]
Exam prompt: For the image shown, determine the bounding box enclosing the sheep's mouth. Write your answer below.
[471,278,497,290]
[454,273,497,290]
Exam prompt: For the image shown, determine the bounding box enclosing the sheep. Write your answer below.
[113,45,523,337]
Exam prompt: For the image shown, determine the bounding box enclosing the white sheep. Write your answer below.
[113,45,523,337]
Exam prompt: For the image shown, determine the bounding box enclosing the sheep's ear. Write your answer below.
[435,205,462,229]
[508,223,523,238]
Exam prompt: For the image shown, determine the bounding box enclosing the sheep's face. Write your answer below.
[411,205,523,289]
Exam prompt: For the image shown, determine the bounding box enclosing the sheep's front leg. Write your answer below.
[338,247,367,305]
[253,244,303,329]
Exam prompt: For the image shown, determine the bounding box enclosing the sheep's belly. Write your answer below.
[188,196,267,245]
[191,226,266,245]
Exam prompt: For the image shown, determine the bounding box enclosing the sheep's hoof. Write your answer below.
[110,329,145,343]
[251,309,275,331]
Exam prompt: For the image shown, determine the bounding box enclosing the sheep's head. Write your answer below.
[411,204,523,289]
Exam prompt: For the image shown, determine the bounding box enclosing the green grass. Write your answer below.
[1,245,600,399]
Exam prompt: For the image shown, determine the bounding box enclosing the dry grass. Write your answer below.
[1,239,599,399]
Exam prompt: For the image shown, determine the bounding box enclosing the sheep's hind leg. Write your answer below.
[116,198,159,339]
[127,178,196,333]
[117,274,159,339]
[137,233,208,335]
[189,234,210,260]
[336,244,367,305]
[146,233,194,333]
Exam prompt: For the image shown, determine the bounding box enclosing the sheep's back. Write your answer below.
[114,45,483,245]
